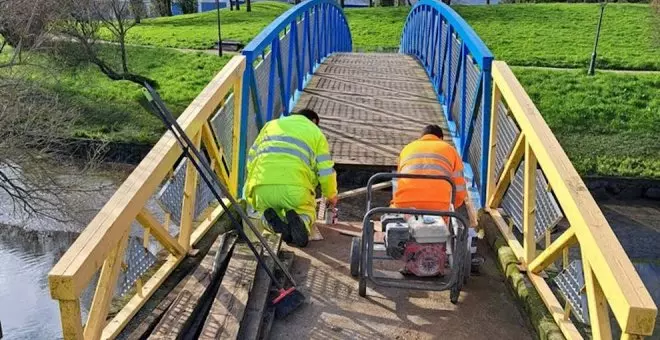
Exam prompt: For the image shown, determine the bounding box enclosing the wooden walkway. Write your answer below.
[293,53,449,167]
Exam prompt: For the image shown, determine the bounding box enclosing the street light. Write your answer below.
[588,1,606,76]
[216,0,223,57]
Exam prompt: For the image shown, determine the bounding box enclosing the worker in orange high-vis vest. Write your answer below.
[391,124,483,272]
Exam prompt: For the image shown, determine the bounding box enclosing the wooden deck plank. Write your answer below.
[293,53,448,168]
[199,234,281,339]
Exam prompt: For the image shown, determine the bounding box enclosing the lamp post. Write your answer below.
[588,1,606,76]
[216,0,223,57]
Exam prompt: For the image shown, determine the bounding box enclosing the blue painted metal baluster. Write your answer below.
[445,27,453,119]
[461,74,483,158]
[286,21,295,109]
[479,59,493,206]
[314,5,320,64]
[274,37,288,116]
[322,4,328,58]
[266,39,277,122]
[250,66,264,129]
[460,44,467,144]
[429,11,438,77]
[425,8,433,68]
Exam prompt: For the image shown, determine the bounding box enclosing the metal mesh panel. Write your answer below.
[117,236,157,296]
[500,163,564,242]
[494,101,520,179]
[255,52,272,121]
[440,24,451,97]
[447,36,461,123]
[209,95,234,171]
[554,260,590,324]
[156,154,221,225]
[450,60,463,128]
[298,17,309,80]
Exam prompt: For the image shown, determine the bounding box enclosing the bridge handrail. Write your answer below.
[48,56,246,339]
[237,0,352,191]
[486,61,657,339]
[400,0,494,206]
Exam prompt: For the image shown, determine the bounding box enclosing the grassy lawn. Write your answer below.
[3,46,230,143]
[513,68,660,178]
[104,2,291,49]
[115,3,660,71]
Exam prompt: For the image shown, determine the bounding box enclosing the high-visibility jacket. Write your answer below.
[245,115,338,200]
[391,134,467,210]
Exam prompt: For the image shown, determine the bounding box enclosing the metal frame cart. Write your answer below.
[350,173,471,304]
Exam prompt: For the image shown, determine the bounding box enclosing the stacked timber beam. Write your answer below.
[128,229,294,340]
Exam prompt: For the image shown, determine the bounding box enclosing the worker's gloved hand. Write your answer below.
[326,195,338,208]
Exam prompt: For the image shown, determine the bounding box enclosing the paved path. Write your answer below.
[294,53,448,167]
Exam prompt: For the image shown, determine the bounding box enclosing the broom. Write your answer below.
[141,84,305,319]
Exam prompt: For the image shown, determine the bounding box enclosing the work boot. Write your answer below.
[285,210,309,248]
[264,208,291,243]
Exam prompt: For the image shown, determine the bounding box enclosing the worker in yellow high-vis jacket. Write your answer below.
[245,109,338,247]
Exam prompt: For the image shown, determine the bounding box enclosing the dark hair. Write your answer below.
[294,109,320,125]
[422,124,444,139]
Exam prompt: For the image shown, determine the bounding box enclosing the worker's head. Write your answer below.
[294,109,320,125]
[422,124,444,139]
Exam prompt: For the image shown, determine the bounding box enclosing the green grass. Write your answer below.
[3,46,230,143]
[513,68,660,178]
[114,3,660,71]
[103,2,291,49]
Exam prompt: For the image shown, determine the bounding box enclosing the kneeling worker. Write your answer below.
[245,109,338,247]
[391,124,482,271]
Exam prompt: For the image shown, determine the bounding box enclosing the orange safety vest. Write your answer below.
[391,134,467,211]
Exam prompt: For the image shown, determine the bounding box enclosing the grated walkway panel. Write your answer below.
[293,53,448,167]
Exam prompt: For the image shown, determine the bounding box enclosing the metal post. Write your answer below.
[588,2,606,76]
[215,0,223,57]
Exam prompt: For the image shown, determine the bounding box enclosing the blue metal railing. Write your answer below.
[400,0,494,206]
[237,0,352,191]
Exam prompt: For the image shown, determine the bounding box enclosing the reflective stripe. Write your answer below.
[455,184,466,192]
[392,178,398,192]
[453,170,464,178]
[318,168,335,177]
[262,135,313,159]
[400,163,451,176]
[401,153,452,168]
[317,154,332,163]
[254,146,311,166]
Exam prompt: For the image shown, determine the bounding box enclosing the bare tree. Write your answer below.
[130,0,147,24]
[56,0,157,86]
[152,0,173,16]
[176,0,197,14]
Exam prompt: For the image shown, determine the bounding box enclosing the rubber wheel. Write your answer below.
[450,285,460,304]
[359,277,367,297]
[350,237,361,277]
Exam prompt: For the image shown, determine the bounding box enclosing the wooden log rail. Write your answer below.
[485,61,657,339]
[47,56,247,340]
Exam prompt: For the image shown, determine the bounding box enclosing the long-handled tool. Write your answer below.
[141,84,304,319]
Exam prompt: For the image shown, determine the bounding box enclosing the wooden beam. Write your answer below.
[179,131,202,251]
[199,234,281,339]
[149,234,234,338]
[84,231,129,340]
[528,228,577,274]
[136,209,186,257]
[49,56,246,301]
[527,273,583,340]
[229,75,243,197]
[489,209,524,262]
[522,141,538,265]
[57,299,84,340]
[236,235,284,340]
[487,133,524,210]
[201,123,231,189]
[582,255,613,340]
[493,61,656,335]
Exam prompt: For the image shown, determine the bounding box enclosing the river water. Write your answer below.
[0,163,658,338]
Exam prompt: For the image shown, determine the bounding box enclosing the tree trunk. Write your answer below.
[246,0,251,12]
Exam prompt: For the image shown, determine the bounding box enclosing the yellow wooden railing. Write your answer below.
[485,61,657,340]
[48,56,246,340]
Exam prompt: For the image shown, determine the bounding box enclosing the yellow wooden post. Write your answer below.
[179,131,202,251]
[230,77,243,197]
[488,134,525,209]
[201,123,230,188]
[523,141,537,265]
[83,231,129,339]
[528,228,577,274]
[582,255,613,340]
[58,299,84,339]
[485,85,501,210]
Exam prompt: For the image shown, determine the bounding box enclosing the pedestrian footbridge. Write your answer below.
[48,0,657,339]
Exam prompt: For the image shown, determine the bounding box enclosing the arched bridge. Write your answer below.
[48,1,657,339]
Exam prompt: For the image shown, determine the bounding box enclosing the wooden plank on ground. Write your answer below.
[199,234,281,339]
[258,251,295,340]
[236,235,284,340]
[148,233,234,339]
